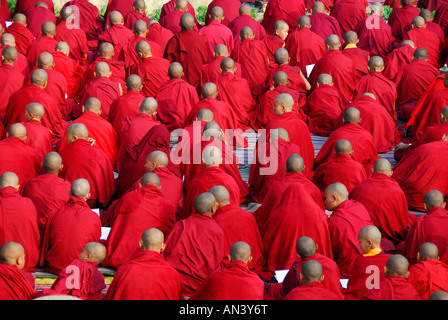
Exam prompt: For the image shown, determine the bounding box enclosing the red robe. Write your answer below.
[159,0,197,22]
[284,27,326,76]
[160,9,198,35]
[198,19,234,63]
[204,0,240,26]
[108,90,145,135]
[408,259,448,300]
[433,3,448,38]
[102,184,176,269]
[308,49,356,102]
[164,29,208,90]
[0,186,40,271]
[104,250,182,300]
[382,43,415,85]
[261,183,333,274]
[190,260,265,300]
[124,11,151,30]
[135,56,170,98]
[200,56,243,89]
[402,123,448,159]
[163,213,226,298]
[330,0,367,37]
[228,13,266,47]
[146,21,174,53]
[25,36,58,72]
[309,12,343,43]
[98,24,135,62]
[0,45,29,78]
[341,46,370,82]
[124,36,162,75]
[388,5,421,45]
[155,78,200,131]
[59,139,115,208]
[21,173,71,237]
[25,6,56,39]
[262,34,284,70]
[39,195,101,275]
[283,281,343,300]
[314,123,379,177]
[384,0,417,8]
[103,0,134,28]
[55,19,89,66]
[14,0,54,13]
[304,84,347,136]
[6,22,35,56]
[261,0,305,34]
[84,56,126,90]
[22,119,53,161]
[354,15,394,58]
[52,51,85,99]
[313,154,367,195]
[404,27,443,67]
[363,275,420,300]
[0,64,25,117]
[61,0,103,41]
[0,264,36,300]
[350,172,413,245]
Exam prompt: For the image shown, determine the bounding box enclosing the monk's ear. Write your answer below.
[320,274,325,282]
[85,192,91,200]
[138,239,143,250]
[442,202,447,209]
[404,271,410,279]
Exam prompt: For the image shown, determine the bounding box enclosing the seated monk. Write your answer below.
[104,228,182,300]
[102,173,176,269]
[146,20,174,54]
[382,40,415,86]
[261,0,305,35]
[208,186,265,274]
[25,2,56,39]
[387,0,421,47]
[0,242,37,300]
[190,241,265,300]
[38,242,106,300]
[0,46,25,118]
[103,0,137,28]
[6,13,35,56]
[60,0,103,42]
[228,4,266,47]
[156,62,200,131]
[124,0,151,30]
[343,225,392,300]
[0,33,29,78]
[330,0,367,39]
[362,254,420,300]
[313,140,367,195]
[39,178,102,275]
[325,183,374,278]
[98,11,134,62]
[0,172,40,271]
[403,190,448,265]
[341,31,370,82]
[407,242,448,300]
[0,123,42,185]
[308,1,343,43]
[59,123,115,209]
[25,21,58,72]
[203,0,240,27]
[262,20,289,70]
[163,192,226,298]
[21,152,71,238]
[304,73,347,136]
[159,0,196,34]
[283,260,343,300]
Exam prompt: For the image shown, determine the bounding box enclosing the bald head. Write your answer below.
[274,93,295,113]
[139,97,158,115]
[41,21,56,37]
[98,42,115,59]
[343,107,361,124]
[175,0,189,11]
[273,70,289,86]
[133,0,146,12]
[368,4,381,15]
[344,31,358,45]
[60,5,74,20]
[208,185,230,206]
[43,151,63,174]
[429,291,448,300]
[296,236,317,258]
[70,178,90,198]
[418,242,439,261]
[424,190,446,211]
[239,4,252,15]
[368,55,384,72]
[201,82,218,98]
[55,41,70,56]
[361,92,376,100]
[66,123,89,143]
[135,40,151,59]
[274,20,288,33]
[298,15,311,28]
[109,11,124,26]
[37,52,54,69]
[0,242,25,269]
[401,39,415,48]
[140,228,165,251]
[140,172,161,188]
[94,61,111,78]
[126,74,142,91]
[196,108,214,122]
[441,106,448,123]
[270,127,289,142]
[168,62,184,79]
[286,154,304,173]
[358,225,382,248]
[220,57,236,73]
[180,12,195,31]
[412,16,426,29]
[202,145,222,166]
[420,8,433,21]
[84,97,102,114]
[385,254,410,278]
[133,19,148,36]
[373,158,392,175]
[317,73,333,86]
[210,6,224,21]
[30,69,48,87]
[1,33,16,47]
[229,241,252,263]
[0,172,19,189]
[312,1,326,12]
[274,47,289,65]
[1,45,17,65]
[334,139,352,155]
[25,102,45,121]
[194,192,216,215]
[325,34,341,51]
[324,182,349,210]
[240,26,254,40]
[414,48,428,60]
[300,260,323,284]
[214,44,229,57]
[13,13,27,25]
[80,242,106,264]
[146,150,169,171]
[7,123,27,141]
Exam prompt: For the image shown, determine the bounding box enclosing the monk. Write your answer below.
[199,6,234,63]
[404,16,443,67]
[407,242,448,300]
[0,33,29,78]
[21,152,71,237]
[59,123,115,209]
[314,107,379,177]
[25,21,57,72]
[261,182,333,275]
[146,20,174,54]
[160,0,197,34]
[25,2,56,39]
[190,241,265,300]
[382,40,416,86]
[0,46,25,118]
[102,173,176,269]
[124,0,151,30]
[283,260,343,300]
[108,74,145,135]
[309,2,343,43]
[388,0,421,47]
[135,40,170,98]
[308,34,356,102]
[61,0,103,42]
[284,15,326,77]
[0,172,40,271]
[343,225,392,300]
[397,48,440,122]
[262,20,288,70]
[163,192,226,298]
[0,124,42,185]
[304,73,347,136]
[230,26,269,93]
[156,62,199,131]
[341,31,370,82]
[103,0,135,28]
[330,0,367,38]
[420,9,445,43]
[255,154,325,231]
[204,0,240,26]
[14,0,54,13]
[104,228,182,300]
[22,102,53,161]
[55,6,88,67]
[261,0,305,34]
[228,4,266,47]
[0,242,37,300]
[313,140,367,195]
[99,11,134,62]
[76,61,123,120]
[6,13,35,56]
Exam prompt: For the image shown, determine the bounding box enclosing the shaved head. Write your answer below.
[1,33,16,47]
[240,26,254,40]
[133,19,148,36]
[95,61,111,77]
[201,82,218,98]
[368,55,384,72]
[220,57,236,73]
[373,158,392,175]
[358,225,382,246]
[412,15,426,28]
[214,44,229,57]
[325,34,341,50]
[30,69,48,86]
[13,13,27,25]
[84,97,102,114]
[0,172,19,189]
[175,0,189,12]
[194,192,216,215]
[361,92,376,100]
[135,40,151,57]
[202,145,222,166]
[420,8,432,21]
[414,48,428,60]
[274,47,289,65]
[0,242,25,268]
[229,241,252,263]
[401,39,415,48]
[41,21,56,37]
[70,178,90,198]
[317,73,333,86]
[298,15,311,28]
[81,242,106,264]
[344,31,358,45]
[55,41,70,55]
[273,70,289,86]
[429,291,448,300]
[25,102,45,120]
[210,6,224,20]
[168,62,183,79]
[109,11,124,25]
[274,93,295,112]
[296,236,317,258]
[66,123,89,141]
[140,172,161,188]
[418,242,439,261]
[43,151,63,174]
[270,127,289,142]
[1,45,18,64]
[424,190,445,211]
[37,51,54,69]
[208,185,230,206]
[312,1,326,12]
[140,97,158,115]
[146,150,169,169]
[239,4,252,15]
[8,123,27,140]
[385,254,409,277]
[334,139,352,155]
[274,20,288,32]
[126,74,142,91]
[325,182,349,202]
[60,5,74,20]
[180,12,195,31]
[202,120,221,139]
[140,228,165,251]
[300,260,323,284]
[98,42,115,59]
[133,0,146,12]
[196,108,214,121]
[286,154,304,173]
[343,107,361,124]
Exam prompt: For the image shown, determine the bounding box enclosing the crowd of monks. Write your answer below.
[2,0,448,301]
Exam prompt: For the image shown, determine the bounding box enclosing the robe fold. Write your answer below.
[200,55,243,89]
[124,11,151,30]
[146,21,174,53]
[84,57,126,90]
[52,51,85,100]
[408,259,448,300]
[6,22,35,56]
[22,119,53,161]
[14,0,54,13]
[61,0,103,41]
[0,264,36,300]
[262,34,284,70]
[0,45,29,78]
[341,46,370,82]
[354,14,394,58]
[362,275,420,300]
[103,0,135,28]
[25,6,56,39]
[382,43,415,85]
[404,27,443,67]
[25,36,58,72]
[309,12,343,43]
[387,5,421,45]
[135,56,170,98]
[330,0,367,37]
[0,64,25,117]
[108,90,145,135]
[204,0,241,26]
[124,36,162,75]
[283,281,343,300]
[160,9,197,35]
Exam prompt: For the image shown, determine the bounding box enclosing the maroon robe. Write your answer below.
[0,64,25,117]
[433,3,448,38]
[61,0,103,41]
[98,24,135,62]
[159,0,199,28]
[146,21,174,53]
[341,46,370,82]
[160,9,198,35]
[6,22,35,56]
[25,36,58,72]
[309,12,343,43]
[204,0,240,26]
[124,36,162,75]
[200,56,242,89]
[0,264,37,300]
[134,56,170,98]
[228,13,266,47]
[382,43,415,85]
[388,4,421,45]
[55,19,89,66]
[22,119,53,161]
[52,51,85,100]
[261,0,305,34]
[330,0,367,37]
[262,34,284,70]
[124,11,151,30]
[363,275,420,300]
[103,0,134,28]
[404,27,443,67]
[354,14,394,58]
[283,281,343,300]
[84,56,126,90]
[24,6,56,39]
[108,90,145,135]
[408,259,448,300]
[14,0,54,13]
[198,19,234,63]
[0,45,29,78]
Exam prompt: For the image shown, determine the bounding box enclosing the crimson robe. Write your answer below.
[21,173,71,237]
[314,123,379,177]
[108,90,145,135]
[103,0,134,28]
[21,119,53,161]
[39,195,101,275]
[304,84,347,136]
[404,27,443,67]
[25,6,56,39]
[408,259,448,300]
[102,184,176,269]
[190,260,265,300]
[341,46,370,82]
[384,0,417,8]
[228,13,266,47]
[98,24,134,62]
[0,45,29,78]
[25,36,58,72]
[402,123,448,159]
[135,56,170,98]
[200,55,243,89]
[0,186,40,271]
[0,137,41,185]
[159,0,199,29]
[308,49,356,102]
[354,15,394,58]
[52,51,85,99]
[59,139,115,208]
[160,9,198,35]
[262,34,284,70]
[185,97,238,131]
[382,43,415,85]
[14,0,54,13]
[0,64,25,117]
[330,0,367,37]
[363,275,420,300]
[124,36,162,75]
[261,0,305,34]
[204,0,240,26]
[164,29,208,90]
[55,19,89,66]
[433,3,448,38]
[163,213,226,298]
[388,5,421,45]
[124,11,151,30]
[61,0,102,41]
[104,250,182,300]
[313,154,367,195]
[156,78,199,131]
[284,27,326,76]
[426,21,445,44]
[6,22,35,56]
[84,56,126,90]
[199,19,234,63]
[146,21,174,53]
[309,12,343,43]
[283,281,343,300]
[0,264,36,300]
[261,183,333,274]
